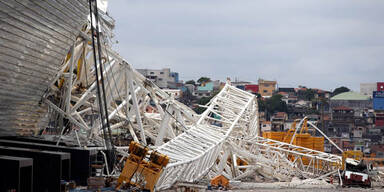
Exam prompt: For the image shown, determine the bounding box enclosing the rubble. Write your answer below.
[230,177,336,190]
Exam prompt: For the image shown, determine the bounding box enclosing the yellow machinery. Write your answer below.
[116,141,169,191]
[262,119,324,167]
[262,119,324,152]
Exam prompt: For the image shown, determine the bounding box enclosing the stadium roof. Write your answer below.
[331,92,370,101]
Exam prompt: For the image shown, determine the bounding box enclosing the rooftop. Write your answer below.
[331,91,370,101]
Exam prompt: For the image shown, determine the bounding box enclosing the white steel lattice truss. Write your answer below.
[226,136,342,181]
[43,6,344,190]
[155,84,258,190]
[43,17,198,148]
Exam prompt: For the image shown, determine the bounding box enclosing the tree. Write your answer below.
[297,88,315,101]
[259,94,287,120]
[265,94,288,114]
[303,89,316,101]
[332,86,350,96]
[197,77,211,84]
[185,80,195,85]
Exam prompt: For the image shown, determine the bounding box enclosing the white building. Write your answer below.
[261,121,272,132]
[137,68,179,88]
[360,83,377,98]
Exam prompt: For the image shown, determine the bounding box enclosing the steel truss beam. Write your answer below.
[155,84,258,190]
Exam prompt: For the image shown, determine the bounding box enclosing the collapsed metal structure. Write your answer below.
[0,0,345,190]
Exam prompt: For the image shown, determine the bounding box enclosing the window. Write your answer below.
[150,72,154,74]
[158,78,163,81]
[264,84,269,87]
[160,72,164,74]
[263,90,268,93]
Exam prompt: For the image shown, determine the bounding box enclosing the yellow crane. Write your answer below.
[116,141,169,191]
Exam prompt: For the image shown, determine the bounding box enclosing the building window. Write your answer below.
[263,90,267,93]
[158,78,163,81]
[264,84,269,87]
[160,72,164,74]
[150,72,154,74]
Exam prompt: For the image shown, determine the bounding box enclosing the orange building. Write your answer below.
[258,79,277,97]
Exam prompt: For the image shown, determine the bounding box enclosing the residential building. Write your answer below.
[245,84,259,94]
[371,144,384,157]
[377,82,384,91]
[280,92,298,105]
[258,79,277,97]
[197,81,213,92]
[278,87,295,93]
[332,106,354,123]
[331,106,355,138]
[184,84,195,93]
[352,127,364,138]
[360,83,377,97]
[375,111,384,127]
[261,121,272,132]
[271,112,288,131]
[136,68,179,88]
[313,88,331,99]
[212,80,222,91]
[231,81,251,87]
[193,81,214,98]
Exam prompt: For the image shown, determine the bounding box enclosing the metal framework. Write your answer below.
[155,84,258,190]
[43,14,198,148]
[228,136,342,180]
[38,1,346,189]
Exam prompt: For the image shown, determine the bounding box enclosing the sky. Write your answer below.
[107,0,384,91]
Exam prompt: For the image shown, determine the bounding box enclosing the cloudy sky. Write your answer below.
[108,0,384,91]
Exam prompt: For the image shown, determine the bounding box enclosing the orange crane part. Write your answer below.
[210,175,229,189]
[116,141,169,191]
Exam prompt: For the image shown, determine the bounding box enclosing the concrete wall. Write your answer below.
[360,83,377,97]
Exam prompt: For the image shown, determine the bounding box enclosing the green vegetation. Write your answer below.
[258,94,287,116]
[332,86,350,96]
[185,80,196,85]
[298,89,316,101]
[197,77,211,83]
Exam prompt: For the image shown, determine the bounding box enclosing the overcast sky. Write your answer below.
[108,0,384,91]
